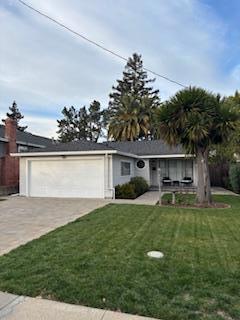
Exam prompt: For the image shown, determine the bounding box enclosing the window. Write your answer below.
[121,161,131,176]
[183,159,193,178]
[136,159,145,169]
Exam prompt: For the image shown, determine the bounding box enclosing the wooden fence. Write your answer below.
[209,163,229,188]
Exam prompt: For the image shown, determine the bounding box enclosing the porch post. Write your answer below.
[158,168,162,206]
[172,191,176,205]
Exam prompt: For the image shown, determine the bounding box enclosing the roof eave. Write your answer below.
[140,154,194,158]
[11,150,118,157]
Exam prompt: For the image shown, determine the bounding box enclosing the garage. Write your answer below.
[28,157,105,198]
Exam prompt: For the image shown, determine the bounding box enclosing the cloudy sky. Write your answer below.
[0,0,240,138]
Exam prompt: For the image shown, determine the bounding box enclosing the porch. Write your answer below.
[149,158,197,189]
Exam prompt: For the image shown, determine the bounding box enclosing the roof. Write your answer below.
[103,140,184,156]
[15,139,185,157]
[0,124,53,147]
[24,140,114,153]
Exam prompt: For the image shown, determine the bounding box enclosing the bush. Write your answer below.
[229,164,240,193]
[115,177,149,199]
[130,176,149,196]
[115,183,136,199]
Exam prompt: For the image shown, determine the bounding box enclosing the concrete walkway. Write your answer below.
[112,191,159,206]
[211,187,239,196]
[0,196,108,255]
[111,187,238,206]
[0,292,157,320]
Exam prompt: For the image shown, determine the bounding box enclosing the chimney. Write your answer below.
[4,118,17,153]
[1,118,19,187]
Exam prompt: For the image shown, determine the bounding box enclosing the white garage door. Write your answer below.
[28,158,104,198]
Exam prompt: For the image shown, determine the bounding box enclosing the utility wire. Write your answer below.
[17,0,188,88]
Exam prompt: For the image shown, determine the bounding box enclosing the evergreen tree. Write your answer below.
[3,101,27,131]
[108,53,160,140]
[57,101,105,143]
[56,106,79,143]
[210,91,240,162]
[88,100,102,142]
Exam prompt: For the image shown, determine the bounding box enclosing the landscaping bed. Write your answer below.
[115,176,149,199]
[162,193,230,208]
[0,195,240,320]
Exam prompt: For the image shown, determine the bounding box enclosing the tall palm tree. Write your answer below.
[108,95,152,141]
[158,87,238,205]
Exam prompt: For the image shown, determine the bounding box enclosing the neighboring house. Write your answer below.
[0,118,53,189]
[13,139,197,198]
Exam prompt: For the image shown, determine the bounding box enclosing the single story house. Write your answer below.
[0,118,53,189]
[13,139,197,199]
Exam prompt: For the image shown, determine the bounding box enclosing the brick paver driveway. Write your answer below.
[0,196,108,255]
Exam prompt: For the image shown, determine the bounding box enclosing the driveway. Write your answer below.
[0,196,108,255]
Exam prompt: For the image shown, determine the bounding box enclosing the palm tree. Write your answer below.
[108,95,152,141]
[158,87,238,205]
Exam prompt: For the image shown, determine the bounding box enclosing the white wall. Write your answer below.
[193,159,198,186]
[19,157,27,195]
[112,155,135,186]
[134,158,150,185]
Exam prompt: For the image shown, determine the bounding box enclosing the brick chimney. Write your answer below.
[1,118,19,187]
[5,118,17,153]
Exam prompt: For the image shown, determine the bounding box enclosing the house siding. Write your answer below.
[112,155,135,186]
[134,158,150,185]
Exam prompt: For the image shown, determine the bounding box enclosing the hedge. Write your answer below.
[229,164,240,193]
[115,176,149,199]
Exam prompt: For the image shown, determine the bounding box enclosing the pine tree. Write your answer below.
[108,53,160,140]
[57,106,80,143]
[88,100,102,142]
[3,101,27,131]
[57,101,105,143]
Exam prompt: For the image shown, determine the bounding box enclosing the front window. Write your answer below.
[121,161,131,176]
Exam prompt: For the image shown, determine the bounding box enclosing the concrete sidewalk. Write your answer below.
[111,191,159,206]
[0,292,157,320]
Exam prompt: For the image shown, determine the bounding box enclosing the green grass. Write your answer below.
[0,195,240,320]
[162,193,197,206]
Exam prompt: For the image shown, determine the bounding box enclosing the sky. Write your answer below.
[0,0,240,138]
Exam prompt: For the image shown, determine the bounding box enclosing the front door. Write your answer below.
[150,160,158,186]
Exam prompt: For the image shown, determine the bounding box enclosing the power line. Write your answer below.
[17,0,188,88]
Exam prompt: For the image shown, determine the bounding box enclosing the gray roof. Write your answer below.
[103,140,184,156]
[25,140,114,153]
[22,139,184,156]
[0,124,53,147]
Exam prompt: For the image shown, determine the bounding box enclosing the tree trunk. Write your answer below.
[196,148,212,205]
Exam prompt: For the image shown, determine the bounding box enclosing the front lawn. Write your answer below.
[0,195,240,320]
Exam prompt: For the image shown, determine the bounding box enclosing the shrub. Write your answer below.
[115,183,136,199]
[115,177,149,199]
[229,164,240,193]
[130,176,149,196]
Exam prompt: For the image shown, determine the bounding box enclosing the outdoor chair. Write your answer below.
[162,177,172,186]
[180,177,193,186]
